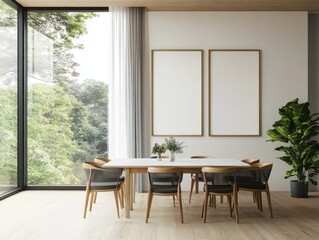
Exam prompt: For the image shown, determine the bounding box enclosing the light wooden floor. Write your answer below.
[0,190,319,240]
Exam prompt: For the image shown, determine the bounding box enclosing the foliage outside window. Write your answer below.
[0,0,18,194]
[27,12,109,185]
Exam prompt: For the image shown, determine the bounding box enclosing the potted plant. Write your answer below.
[151,143,166,160]
[266,98,319,198]
[164,137,186,162]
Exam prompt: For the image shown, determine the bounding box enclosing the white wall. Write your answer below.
[146,12,308,191]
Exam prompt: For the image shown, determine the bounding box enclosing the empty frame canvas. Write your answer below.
[152,50,203,136]
[209,50,261,136]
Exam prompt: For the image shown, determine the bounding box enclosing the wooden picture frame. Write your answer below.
[152,49,203,136]
[209,49,261,136]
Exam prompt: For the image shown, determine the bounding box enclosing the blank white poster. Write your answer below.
[209,50,260,136]
[152,50,203,136]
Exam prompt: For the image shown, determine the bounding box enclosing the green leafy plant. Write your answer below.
[164,137,186,154]
[151,143,166,158]
[266,98,319,185]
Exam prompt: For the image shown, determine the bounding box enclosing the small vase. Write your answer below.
[170,152,175,162]
[157,155,162,161]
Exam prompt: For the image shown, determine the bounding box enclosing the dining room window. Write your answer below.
[27,11,110,185]
[0,0,18,195]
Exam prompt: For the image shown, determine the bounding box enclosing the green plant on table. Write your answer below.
[151,143,166,158]
[164,137,186,155]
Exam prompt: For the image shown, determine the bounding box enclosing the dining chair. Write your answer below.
[234,162,273,218]
[150,156,170,159]
[239,158,260,203]
[232,158,261,182]
[241,158,260,165]
[83,161,123,218]
[146,167,184,223]
[93,158,125,208]
[189,156,216,203]
[94,157,110,165]
[201,167,239,223]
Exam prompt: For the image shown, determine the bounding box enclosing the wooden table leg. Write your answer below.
[133,174,136,203]
[125,168,131,218]
[130,173,134,210]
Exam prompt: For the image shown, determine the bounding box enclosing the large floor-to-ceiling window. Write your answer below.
[27,11,109,186]
[0,0,18,195]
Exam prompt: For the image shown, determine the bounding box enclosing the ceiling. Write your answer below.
[14,0,319,11]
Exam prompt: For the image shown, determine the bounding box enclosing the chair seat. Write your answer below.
[91,182,121,190]
[237,181,266,190]
[206,185,233,193]
[152,184,178,194]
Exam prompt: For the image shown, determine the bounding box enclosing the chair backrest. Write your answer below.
[150,156,170,159]
[250,163,273,183]
[241,158,260,165]
[94,157,111,166]
[202,167,237,185]
[148,167,183,186]
[83,162,122,185]
[191,155,214,159]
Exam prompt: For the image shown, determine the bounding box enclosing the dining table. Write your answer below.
[102,158,250,218]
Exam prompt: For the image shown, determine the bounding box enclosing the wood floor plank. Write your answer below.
[0,191,319,240]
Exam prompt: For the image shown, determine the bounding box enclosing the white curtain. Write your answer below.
[108,7,145,191]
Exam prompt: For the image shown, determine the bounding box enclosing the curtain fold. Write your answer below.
[108,7,145,192]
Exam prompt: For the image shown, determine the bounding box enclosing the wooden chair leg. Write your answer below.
[252,192,256,203]
[93,192,97,203]
[89,192,94,211]
[233,186,239,223]
[117,184,124,209]
[195,179,199,193]
[113,190,120,218]
[259,192,263,212]
[256,192,260,210]
[265,188,273,218]
[220,195,223,203]
[201,196,205,218]
[189,178,195,203]
[227,195,232,217]
[118,189,123,209]
[121,184,125,208]
[178,187,184,223]
[213,195,216,208]
[203,191,209,223]
[121,183,125,208]
[145,191,153,223]
[208,195,216,208]
[83,187,91,218]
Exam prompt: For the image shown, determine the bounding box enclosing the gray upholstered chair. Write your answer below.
[201,167,239,223]
[93,158,125,208]
[189,156,214,203]
[83,162,123,218]
[224,158,260,204]
[236,163,273,218]
[146,167,184,223]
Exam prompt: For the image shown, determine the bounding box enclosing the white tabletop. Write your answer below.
[102,158,250,168]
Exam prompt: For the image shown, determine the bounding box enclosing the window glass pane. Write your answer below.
[0,0,18,194]
[27,12,109,185]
